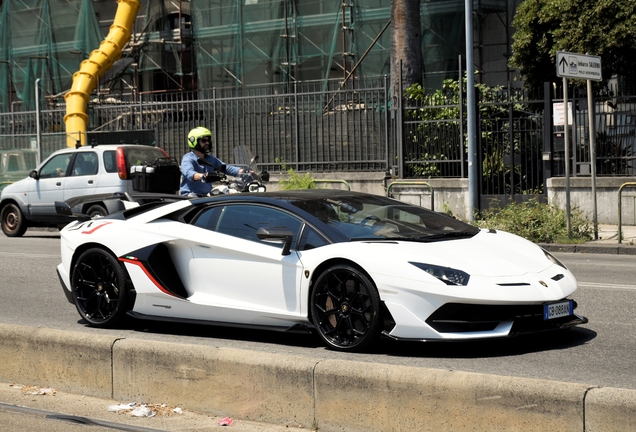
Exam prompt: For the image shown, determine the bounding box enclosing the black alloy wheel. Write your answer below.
[71,248,130,328]
[1,203,27,237]
[310,264,382,352]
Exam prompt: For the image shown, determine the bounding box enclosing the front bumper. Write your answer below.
[56,265,74,304]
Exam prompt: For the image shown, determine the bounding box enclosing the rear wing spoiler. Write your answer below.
[55,192,188,221]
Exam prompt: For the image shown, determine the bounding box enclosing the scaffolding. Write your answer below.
[0,0,509,112]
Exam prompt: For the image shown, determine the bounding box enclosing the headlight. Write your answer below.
[409,262,470,286]
[543,249,567,269]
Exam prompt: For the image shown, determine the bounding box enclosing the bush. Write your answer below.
[278,168,316,190]
[473,199,593,244]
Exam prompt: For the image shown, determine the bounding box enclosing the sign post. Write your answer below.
[556,51,602,238]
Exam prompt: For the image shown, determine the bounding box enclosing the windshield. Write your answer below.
[289,194,479,242]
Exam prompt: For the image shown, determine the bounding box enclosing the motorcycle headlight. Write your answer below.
[409,262,470,286]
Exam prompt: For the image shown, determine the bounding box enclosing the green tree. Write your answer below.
[510,0,636,92]
[404,78,542,192]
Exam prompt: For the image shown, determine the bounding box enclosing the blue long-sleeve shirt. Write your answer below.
[179,151,240,196]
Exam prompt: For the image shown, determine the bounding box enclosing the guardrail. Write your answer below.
[315,179,351,190]
[618,182,636,243]
[386,181,434,210]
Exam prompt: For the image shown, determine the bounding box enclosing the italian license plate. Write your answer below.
[543,300,573,320]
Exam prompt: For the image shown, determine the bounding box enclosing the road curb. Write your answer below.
[586,387,636,431]
[539,243,636,255]
[0,324,117,398]
[1,324,636,431]
[112,338,316,426]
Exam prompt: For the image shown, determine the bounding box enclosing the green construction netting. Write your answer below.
[0,0,101,111]
[189,0,392,91]
[0,0,504,111]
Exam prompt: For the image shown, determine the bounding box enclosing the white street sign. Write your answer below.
[553,102,573,126]
[556,51,602,81]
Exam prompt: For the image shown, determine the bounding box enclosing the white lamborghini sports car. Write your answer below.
[56,190,587,352]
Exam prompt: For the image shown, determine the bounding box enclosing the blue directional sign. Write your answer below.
[556,51,602,81]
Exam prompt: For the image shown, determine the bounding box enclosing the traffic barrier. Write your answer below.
[386,181,435,210]
[618,182,636,243]
[1,323,636,431]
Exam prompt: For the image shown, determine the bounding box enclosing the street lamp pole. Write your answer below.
[465,0,478,221]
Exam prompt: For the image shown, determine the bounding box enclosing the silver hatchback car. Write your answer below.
[0,144,178,237]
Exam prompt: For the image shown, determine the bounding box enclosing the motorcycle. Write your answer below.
[198,146,269,195]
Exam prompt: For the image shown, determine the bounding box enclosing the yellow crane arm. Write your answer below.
[64,0,140,147]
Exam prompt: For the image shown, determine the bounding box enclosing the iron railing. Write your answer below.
[1,79,635,190]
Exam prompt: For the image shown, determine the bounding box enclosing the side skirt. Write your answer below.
[126,311,314,334]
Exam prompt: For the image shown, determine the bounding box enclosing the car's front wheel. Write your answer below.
[71,247,130,328]
[1,203,27,237]
[310,264,382,352]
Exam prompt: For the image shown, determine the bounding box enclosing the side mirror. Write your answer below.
[29,170,39,180]
[55,201,73,216]
[256,227,294,255]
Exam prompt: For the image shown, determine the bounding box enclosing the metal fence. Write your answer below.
[103,79,390,173]
[0,78,391,177]
[1,78,636,191]
[401,83,546,198]
[553,86,636,177]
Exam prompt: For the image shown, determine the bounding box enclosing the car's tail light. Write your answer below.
[116,147,127,179]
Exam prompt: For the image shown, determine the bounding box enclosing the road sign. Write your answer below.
[556,51,602,81]
[553,102,573,126]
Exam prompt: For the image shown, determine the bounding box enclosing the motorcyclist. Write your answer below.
[179,127,247,197]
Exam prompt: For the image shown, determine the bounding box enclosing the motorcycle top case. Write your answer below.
[130,158,180,193]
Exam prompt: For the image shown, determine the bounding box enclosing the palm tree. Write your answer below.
[390,0,422,102]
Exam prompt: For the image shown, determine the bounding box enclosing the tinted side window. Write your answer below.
[298,225,329,251]
[70,152,98,176]
[215,205,302,247]
[103,151,117,173]
[193,206,223,230]
[39,153,72,178]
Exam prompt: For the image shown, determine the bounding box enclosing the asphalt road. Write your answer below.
[1,229,635,391]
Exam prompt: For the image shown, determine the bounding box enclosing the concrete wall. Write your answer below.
[547,176,636,225]
[1,323,635,431]
[268,172,636,225]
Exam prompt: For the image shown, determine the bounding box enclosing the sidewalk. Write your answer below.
[540,223,636,255]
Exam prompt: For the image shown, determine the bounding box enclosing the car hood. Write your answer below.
[1,177,30,198]
[359,229,553,278]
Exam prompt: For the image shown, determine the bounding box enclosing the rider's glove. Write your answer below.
[203,172,221,183]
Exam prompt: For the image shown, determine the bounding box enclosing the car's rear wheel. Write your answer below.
[310,264,382,352]
[71,247,130,328]
[86,204,108,218]
[1,203,27,237]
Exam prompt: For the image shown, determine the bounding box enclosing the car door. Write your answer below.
[187,203,305,316]
[63,151,98,201]
[27,152,73,216]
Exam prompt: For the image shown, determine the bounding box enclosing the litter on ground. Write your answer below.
[9,384,56,396]
[107,402,184,417]
[218,416,234,426]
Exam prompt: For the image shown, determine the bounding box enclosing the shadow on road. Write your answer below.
[121,318,324,350]
[82,315,596,358]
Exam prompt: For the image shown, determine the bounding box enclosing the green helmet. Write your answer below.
[187,127,212,149]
